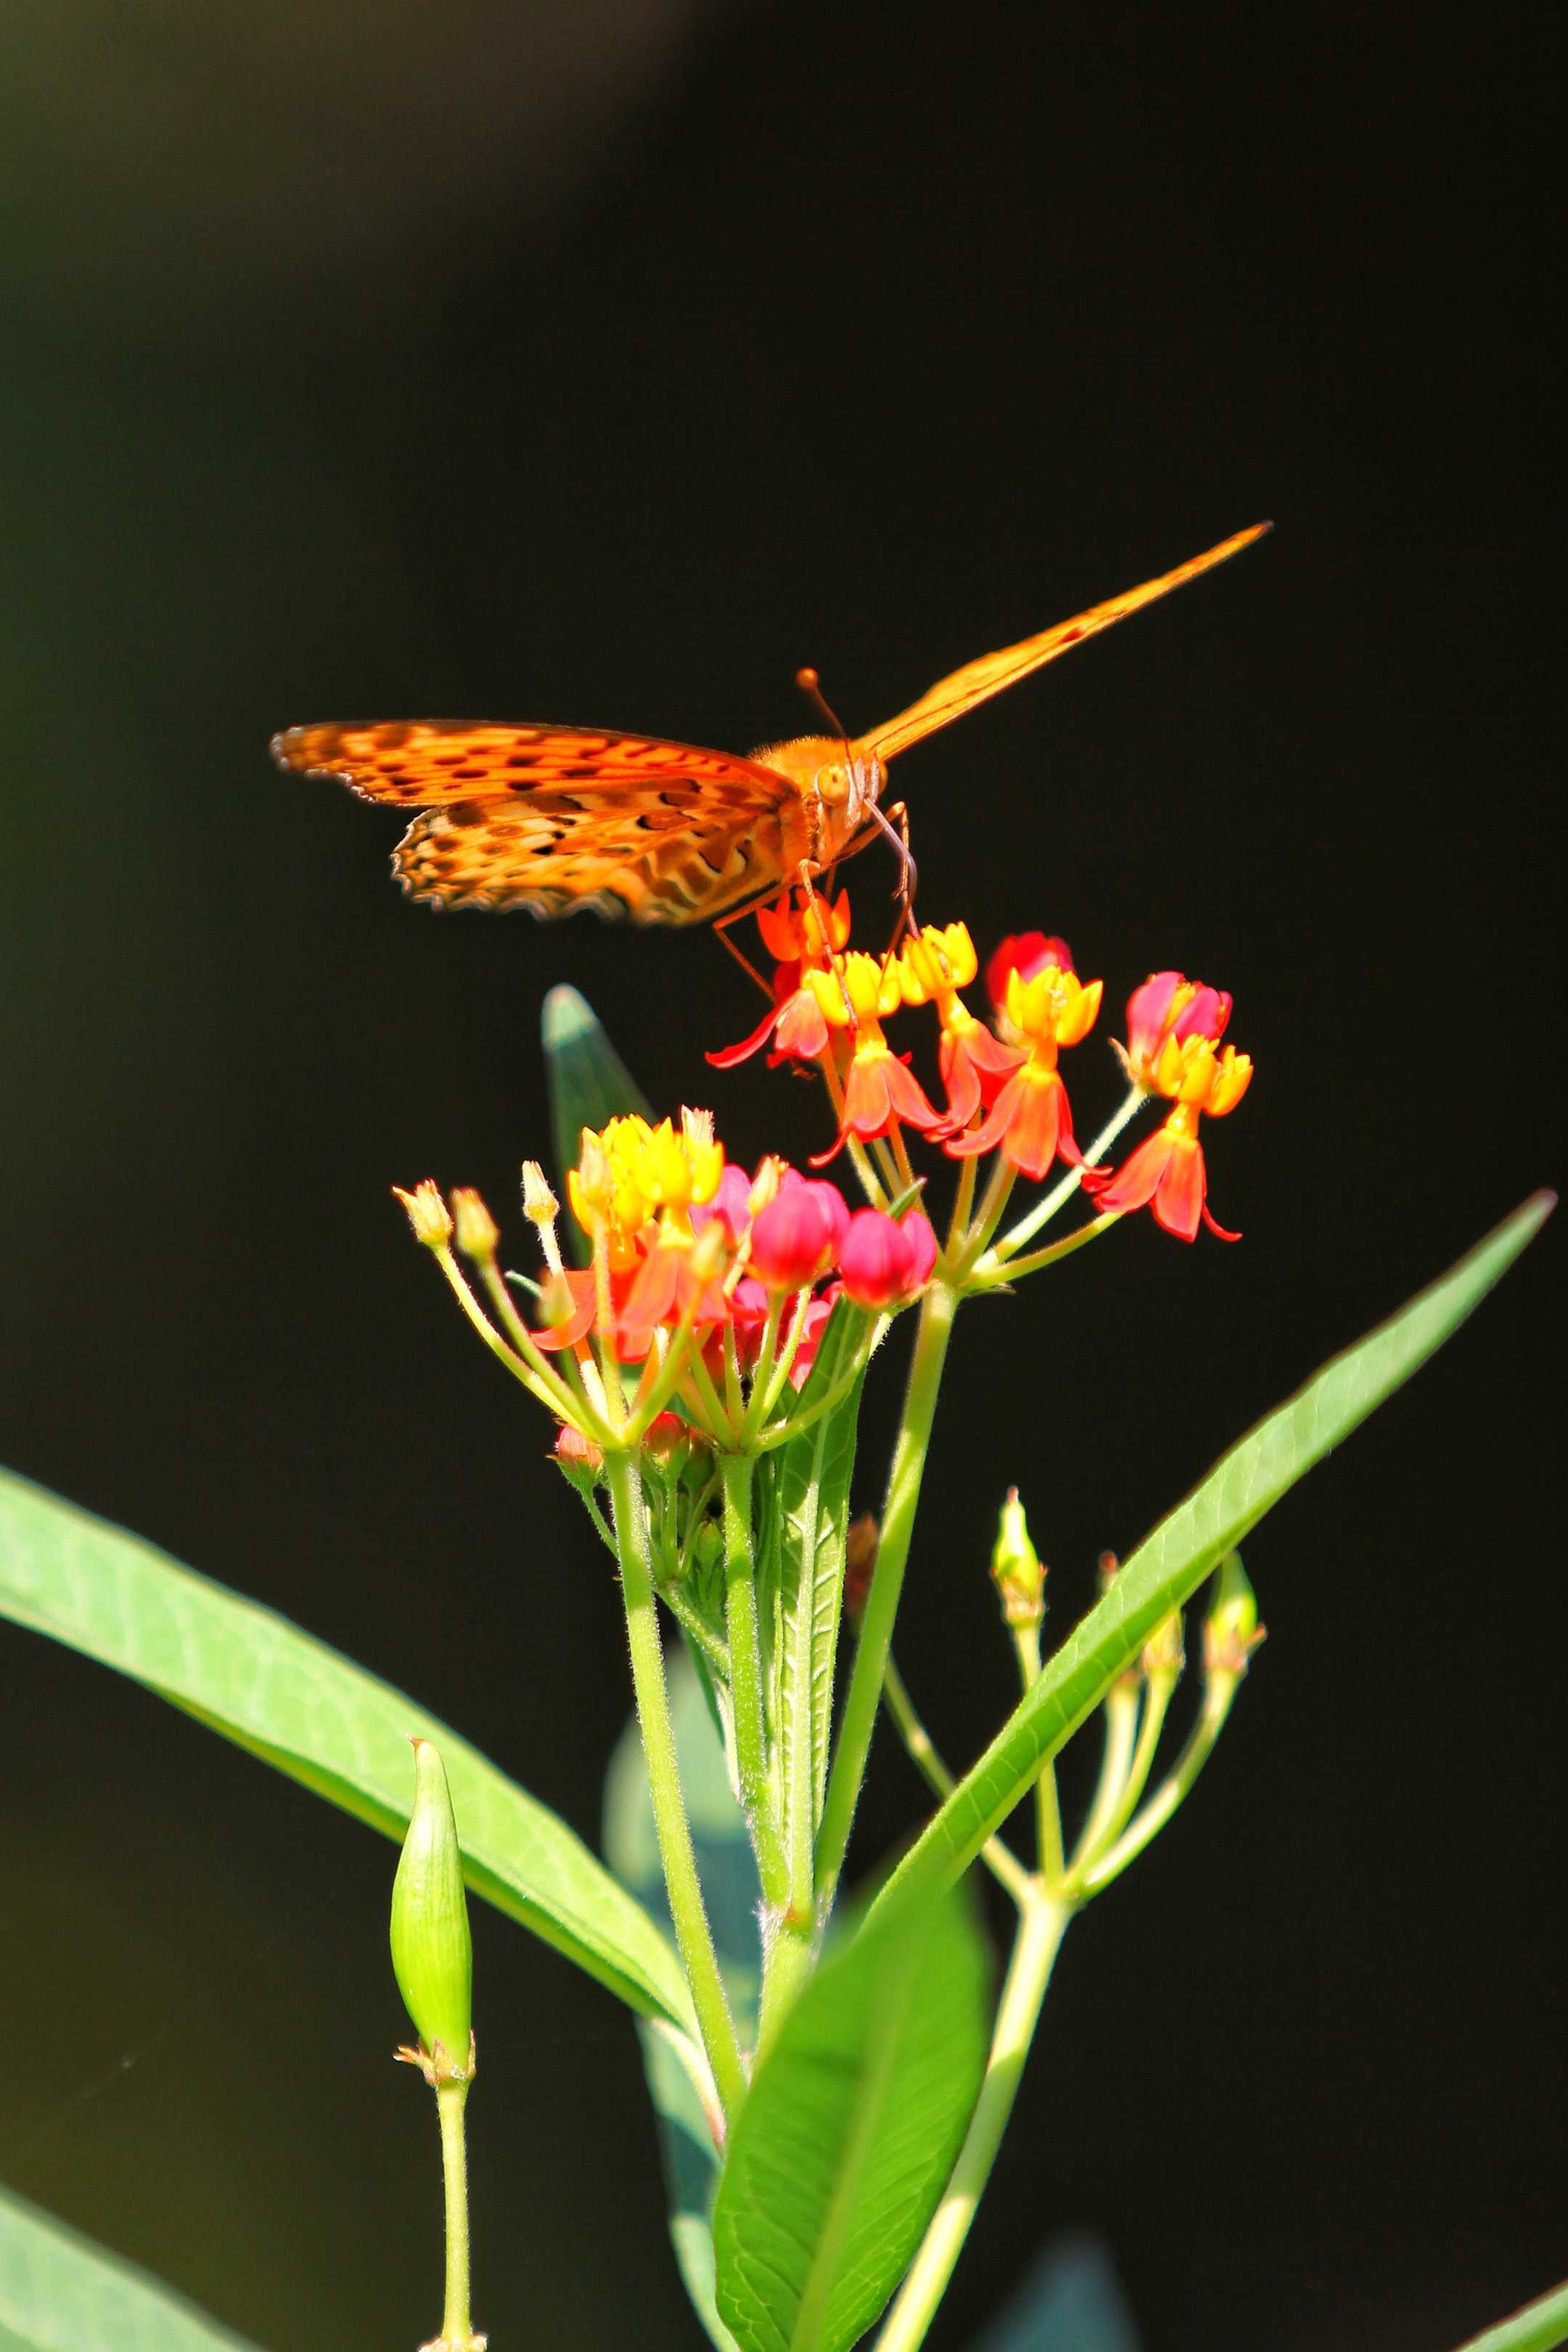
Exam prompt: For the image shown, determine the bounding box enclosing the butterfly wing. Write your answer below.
[271,720,801,923]
[859,523,1270,765]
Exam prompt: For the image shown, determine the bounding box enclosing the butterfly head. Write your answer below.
[753,734,885,841]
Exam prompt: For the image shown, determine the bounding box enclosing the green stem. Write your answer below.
[971,1210,1122,1289]
[605,1450,748,2124]
[1074,1670,1176,1874]
[1068,1677,1140,1874]
[873,1888,1073,2352]
[816,1281,957,1913]
[435,2076,480,2349]
[1010,1622,1063,1883]
[1076,1670,1241,1896]
[721,1453,788,1909]
[756,1919,816,2065]
[987,1082,1148,1262]
[882,1655,1032,1906]
[432,1246,587,1426]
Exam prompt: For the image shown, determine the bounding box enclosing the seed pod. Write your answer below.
[391,1739,473,2075]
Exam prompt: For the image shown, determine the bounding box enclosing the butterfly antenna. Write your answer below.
[796,666,851,746]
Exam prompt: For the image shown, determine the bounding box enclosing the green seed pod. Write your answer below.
[391,1739,473,2074]
[1204,1551,1267,1678]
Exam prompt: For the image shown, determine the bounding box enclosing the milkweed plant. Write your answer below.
[0,893,1556,2352]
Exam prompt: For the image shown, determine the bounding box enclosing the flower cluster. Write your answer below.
[550,1110,936,1372]
[711,890,1251,1238]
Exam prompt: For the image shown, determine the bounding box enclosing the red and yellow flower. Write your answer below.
[1118,969,1233,1089]
[897,921,1024,1133]
[1090,1032,1253,1240]
[707,887,852,1069]
[807,950,945,1158]
[947,952,1102,1179]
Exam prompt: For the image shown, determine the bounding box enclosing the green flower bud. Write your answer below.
[990,1487,1045,1630]
[391,1739,473,2079]
[1141,1607,1185,1690]
[1204,1551,1266,1678]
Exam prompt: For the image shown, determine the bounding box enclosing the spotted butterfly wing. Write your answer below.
[273,524,1269,925]
[270,720,804,923]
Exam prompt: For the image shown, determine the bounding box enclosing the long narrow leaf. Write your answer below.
[0,1469,696,2035]
[0,2181,266,2351]
[775,1302,869,1861]
[713,1880,989,2352]
[1451,2277,1568,2352]
[874,1191,1553,1919]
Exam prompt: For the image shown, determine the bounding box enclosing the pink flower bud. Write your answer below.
[986,931,1074,1010]
[1172,984,1232,1045]
[693,1162,753,1247]
[899,1209,938,1290]
[837,1209,915,1309]
[803,1178,850,1261]
[555,1424,604,1474]
[751,1186,836,1290]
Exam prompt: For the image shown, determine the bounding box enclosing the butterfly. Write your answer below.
[272,523,1267,928]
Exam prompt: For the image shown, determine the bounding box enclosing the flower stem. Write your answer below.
[435,2076,482,2350]
[1010,1622,1063,1882]
[816,1281,957,1913]
[1076,1670,1242,1895]
[604,1449,748,2126]
[873,1887,1072,2352]
[881,1654,1032,1906]
[988,1082,1148,1262]
[1066,1677,1140,1874]
[971,1210,1122,1289]
[720,1452,788,1909]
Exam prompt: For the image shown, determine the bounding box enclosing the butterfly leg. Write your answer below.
[712,901,777,1001]
[865,800,921,998]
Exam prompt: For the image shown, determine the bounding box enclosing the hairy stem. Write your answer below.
[816,1281,957,1912]
[605,1450,748,2125]
[721,1452,788,1908]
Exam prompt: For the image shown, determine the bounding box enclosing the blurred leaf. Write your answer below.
[965,2234,1140,2352]
[0,1468,695,2036]
[605,1647,759,2352]
[0,2179,265,2349]
[874,1192,1554,1922]
[542,984,652,1259]
[712,1879,989,2352]
[1451,2277,1568,2352]
[775,1300,870,1866]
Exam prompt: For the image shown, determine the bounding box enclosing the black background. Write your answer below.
[0,4,1560,2348]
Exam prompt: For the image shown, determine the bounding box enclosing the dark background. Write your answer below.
[0,4,1560,2348]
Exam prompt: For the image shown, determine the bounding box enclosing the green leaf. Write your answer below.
[712,1879,990,2352]
[1451,2277,1568,2352]
[775,1301,870,1866]
[542,984,653,1259]
[874,1190,1554,1922]
[0,1468,696,2037]
[0,2180,266,2349]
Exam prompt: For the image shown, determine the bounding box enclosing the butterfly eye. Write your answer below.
[815,762,849,805]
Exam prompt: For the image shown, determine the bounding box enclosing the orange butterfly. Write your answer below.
[272,523,1267,928]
